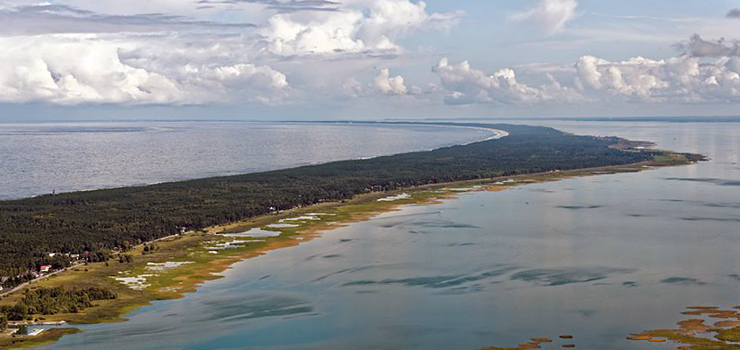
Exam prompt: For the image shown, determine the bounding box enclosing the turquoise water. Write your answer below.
[40,121,740,350]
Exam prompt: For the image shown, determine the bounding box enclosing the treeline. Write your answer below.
[0,250,114,291]
[0,287,117,321]
[0,124,653,276]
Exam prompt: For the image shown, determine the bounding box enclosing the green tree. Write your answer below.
[13,303,28,321]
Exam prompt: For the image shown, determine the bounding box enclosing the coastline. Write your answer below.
[0,146,701,350]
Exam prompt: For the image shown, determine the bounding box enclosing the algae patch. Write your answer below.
[631,306,740,349]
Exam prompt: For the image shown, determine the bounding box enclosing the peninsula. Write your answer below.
[0,123,702,349]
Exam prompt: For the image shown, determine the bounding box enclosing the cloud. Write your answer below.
[0,3,254,35]
[434,45,740,106]
[0,0,463,105]
[49,0,216,17]
[432,58,581,105]
[510,0,578,35]
[197,0,340,13]
[728,8,740,19]
[574,56,672,100]
[7,1,739,113]
[675,34,740,57]
[257,0,462,56]
[374,68,407,94]
[0,34,288,105]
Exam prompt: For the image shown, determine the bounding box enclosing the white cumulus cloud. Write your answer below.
[433,45,740,106]
[574,54,740,103]
[0,0,464,106]
[374,68,407,94]
[258,0,462,56]
[510,0,578,35]
[0,34,289,105]
[433,58,581,105]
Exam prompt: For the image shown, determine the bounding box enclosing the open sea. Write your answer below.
[18,119,740,350]
[0,122,492,200]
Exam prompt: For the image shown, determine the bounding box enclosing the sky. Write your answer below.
[2,0,740,121]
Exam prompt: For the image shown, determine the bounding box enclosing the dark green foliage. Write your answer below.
[88,249,112,263]
[0,124,650,276]
[0,287,116,320]
[142,244,159,255]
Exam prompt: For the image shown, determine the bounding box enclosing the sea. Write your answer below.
[0,121,493,200]
[15,119,740,350]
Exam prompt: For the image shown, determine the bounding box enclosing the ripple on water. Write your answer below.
[341,266,518,290]
[510,267,635,286]
[660,277,707,285]
[199,295,315,324]
[664,177,740,186]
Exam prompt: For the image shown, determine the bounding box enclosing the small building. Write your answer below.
[39,265,52,273]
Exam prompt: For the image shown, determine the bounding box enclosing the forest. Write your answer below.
[0,287,117,321]
[0,124,655,281]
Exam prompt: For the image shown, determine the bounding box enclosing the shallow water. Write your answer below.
[40,121,740,350]
[0,121,491,199]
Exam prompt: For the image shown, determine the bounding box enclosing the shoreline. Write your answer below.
[0,146,702,349]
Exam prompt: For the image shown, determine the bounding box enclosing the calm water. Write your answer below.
[39,121,740,350]
[0,122,492,200]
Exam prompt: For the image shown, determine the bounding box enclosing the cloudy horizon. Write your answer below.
[2,0,740,121]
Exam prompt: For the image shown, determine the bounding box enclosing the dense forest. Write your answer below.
[0,124,654,281]
[0,287,117,321]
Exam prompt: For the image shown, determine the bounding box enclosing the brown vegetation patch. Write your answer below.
[530,338,552,343]
[637,306,740,349]
[678,319,707,332]
[627,335,653,341]
[708,310,738,319]
[715,321,740,328]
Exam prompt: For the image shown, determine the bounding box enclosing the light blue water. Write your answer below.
[0,121,492,200]
[35,121,740,350]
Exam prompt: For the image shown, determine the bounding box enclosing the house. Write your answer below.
[39,265,52,273]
